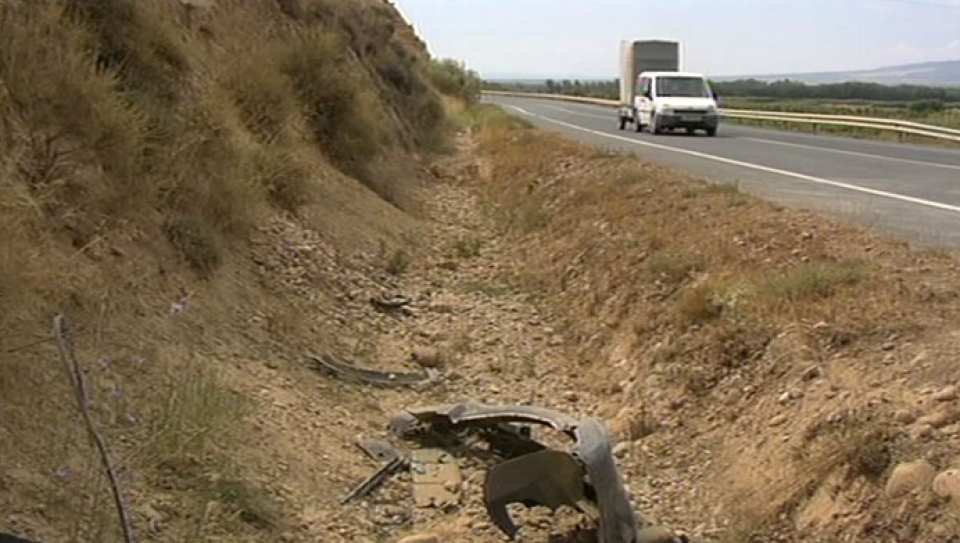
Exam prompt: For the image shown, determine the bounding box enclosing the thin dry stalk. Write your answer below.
[53,314,135,543]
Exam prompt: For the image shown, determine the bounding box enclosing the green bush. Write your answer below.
[425,58,482,103]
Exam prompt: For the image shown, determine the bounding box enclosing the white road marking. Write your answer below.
[533,102,960,172]
[507,105,960,215]
[741,136,960,172]
[541,103,611,121]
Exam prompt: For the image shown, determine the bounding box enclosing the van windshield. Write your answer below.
[656,76,710,98]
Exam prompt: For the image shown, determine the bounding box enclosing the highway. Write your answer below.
[484,95,960,252]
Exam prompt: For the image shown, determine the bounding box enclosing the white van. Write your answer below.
[631,71,719,136]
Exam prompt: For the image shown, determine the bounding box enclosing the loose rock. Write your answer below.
[893,410,916,424]
[397,534,440,543]
[933,385,958,402]
[884,460,936,499]
[916,409,960,429]
[412,347,447,368]
[933,469,960,501]
[613,442,630,458]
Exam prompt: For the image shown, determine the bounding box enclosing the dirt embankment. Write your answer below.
[467,107,960,542]
[4,3,960,542]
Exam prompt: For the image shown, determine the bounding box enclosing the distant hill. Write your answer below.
[487,61,960,88]
[714,60,960,87]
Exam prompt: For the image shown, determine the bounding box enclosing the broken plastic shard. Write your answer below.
[309,353,436,387]
[484,449,589,539]
[356,437,398,463]
[341,456,408,505]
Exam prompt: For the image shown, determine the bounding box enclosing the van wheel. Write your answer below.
[618,117,627,130]
[706,127,718,137]
[649,116,661,135]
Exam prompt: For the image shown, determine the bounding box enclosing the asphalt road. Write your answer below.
[484,95,960,252]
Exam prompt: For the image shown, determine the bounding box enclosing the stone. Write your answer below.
[917,409,960,429]
[884,460,936,499]
[397,534,440,543]
[933,385,958,402]
[412,347,447,368]
[613,442,630,458]
[893,410,916,424]
[933,469,960,501]
[769,414,788,427]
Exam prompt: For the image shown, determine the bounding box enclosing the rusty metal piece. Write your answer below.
[484,449,588,539]
[309,353,437,387]
[410,448,461,508]
[342,456,408,505]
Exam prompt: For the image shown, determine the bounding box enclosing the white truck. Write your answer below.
[617,40,720,136]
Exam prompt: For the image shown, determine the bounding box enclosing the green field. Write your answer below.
[718,98,960,144]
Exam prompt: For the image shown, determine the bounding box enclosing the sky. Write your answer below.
[391,0,960,79]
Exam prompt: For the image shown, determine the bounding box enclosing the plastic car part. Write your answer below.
[309,353,437,387]
[389,401,644,543]
[483,449,591,539]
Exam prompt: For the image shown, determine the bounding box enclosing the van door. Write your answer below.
[634,76,653,127]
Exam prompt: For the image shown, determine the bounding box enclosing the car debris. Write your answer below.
[370,294,414,316]
[0,534,41,543]
[309,353,438,387]
[357,437,400,463]
[484,448,591,539]
[342,455,409,505]
[382,400,690,543]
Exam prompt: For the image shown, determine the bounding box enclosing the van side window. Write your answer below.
[637,77,650,97]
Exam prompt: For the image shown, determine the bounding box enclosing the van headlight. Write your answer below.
[660,107,674,116]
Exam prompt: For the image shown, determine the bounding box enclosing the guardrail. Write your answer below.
[482,90,960,143]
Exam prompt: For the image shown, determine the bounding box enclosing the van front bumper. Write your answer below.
[658,112,719,129]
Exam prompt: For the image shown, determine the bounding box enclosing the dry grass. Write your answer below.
[648,252,700,286]
[0,0,474,540]
[761,260,870,303]
[451,235,485,258]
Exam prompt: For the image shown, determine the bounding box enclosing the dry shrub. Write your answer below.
[221,52,300,145]
[762,260,870,303]
[166,217,222,276]
[0,3,146,216]
[648,251,699,285]
[281,32,385,182]
[250,148,317,213]
[794,417,896,485]
[676,283,724,326]
[65,0,189,107]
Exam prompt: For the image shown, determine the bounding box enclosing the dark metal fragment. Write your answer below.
[310,353,436,387]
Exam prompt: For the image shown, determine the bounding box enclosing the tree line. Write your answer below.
[485,78,960,107]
